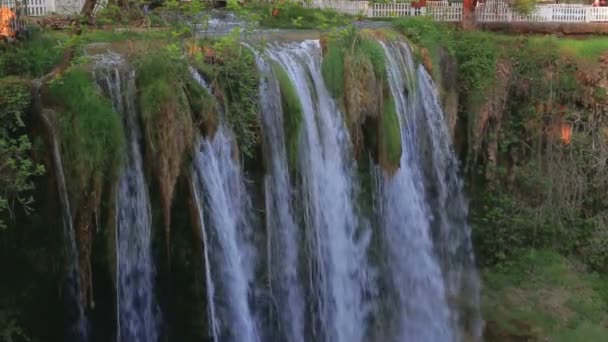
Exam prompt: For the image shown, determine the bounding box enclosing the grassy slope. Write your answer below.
[484,250,608,341]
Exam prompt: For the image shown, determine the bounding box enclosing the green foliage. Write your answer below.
[255,1,351,30]
[136,45,189,122]
[0,30,65,78]
[511,0,537,14]
[195,31,261,158]
[0,77,44,230]
[48,68,125,205]
[483,250,608,341]
[272,61,303,171]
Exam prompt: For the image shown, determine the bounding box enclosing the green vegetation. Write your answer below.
[192,30,261,159]
[392,17,608,339]
[0,30,66,78]
[0,77,44,230]
[136,46,194,250]
[379,94,402,171]
[272,61,304,172]
[321,26,401,166]
[48,67,125,207]
[484,250,608,340]
[249,1,352,30]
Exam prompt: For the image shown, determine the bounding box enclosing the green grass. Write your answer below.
[483,249,608,341]
[48,67,125,203]
[272,61,303,172]
[530,36,608,60]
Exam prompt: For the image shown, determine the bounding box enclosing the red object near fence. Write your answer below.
[0,6,16,38]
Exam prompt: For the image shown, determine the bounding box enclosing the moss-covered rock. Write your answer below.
[47,67,126,307]
[378,94,402,173]
[136,49,194,258]
[272,61,303,173]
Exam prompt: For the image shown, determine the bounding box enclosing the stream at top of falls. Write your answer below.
[61,36,482,342]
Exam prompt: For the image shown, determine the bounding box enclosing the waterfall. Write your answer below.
[191,126,260,342]
[253,53,306,342]
[39,103,88,342]
[417,66,484,340]
[266,40,373,342]
[376,41,454,341]
[93,53,159,342]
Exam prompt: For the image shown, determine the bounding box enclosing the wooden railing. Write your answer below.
[305,0,608,23]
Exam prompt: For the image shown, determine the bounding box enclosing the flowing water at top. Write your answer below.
[266,40,373,342]
[191,125,260,342]
[93,53,160,342]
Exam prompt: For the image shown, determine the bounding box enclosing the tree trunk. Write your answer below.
[81,0,97,18]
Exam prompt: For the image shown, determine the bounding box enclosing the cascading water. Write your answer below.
[252,53,306,342]
[266,40,373,342]
[191,124,259,342]
[376,41,455,342]
[39,102,88,342]
[417,65,483,340]
[93,53,159,342]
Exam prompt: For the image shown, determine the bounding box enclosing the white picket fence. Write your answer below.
[305,0,370,15]
[427,1,463,21]
[476,1,608,22]
[307,0,608,23]
[369,3,426,18]
[1,0,47,16]
[1,0,85,16]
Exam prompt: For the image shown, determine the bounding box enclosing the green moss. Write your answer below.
[322,41,345,99]
[358,36,387,80]
[379,94,402,171]
[48,67,125,204]
[272,62,303,172]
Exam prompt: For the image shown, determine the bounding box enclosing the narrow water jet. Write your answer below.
[93,53,160,342]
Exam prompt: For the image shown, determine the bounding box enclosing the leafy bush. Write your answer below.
[0,30,65,78]
[255,1,351,30]
[0,77,44,230]
[193,31,261,159]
